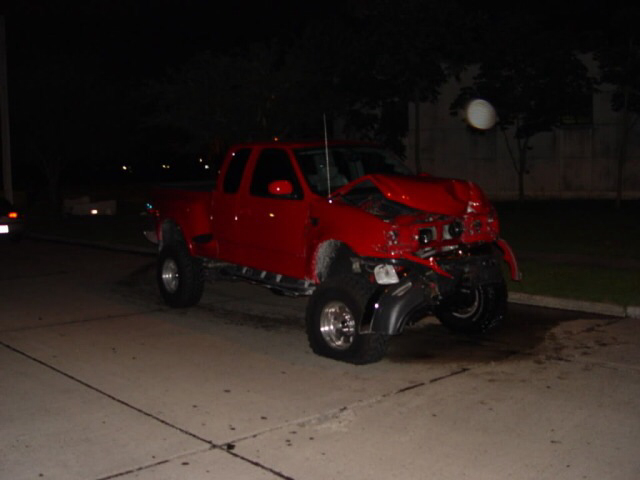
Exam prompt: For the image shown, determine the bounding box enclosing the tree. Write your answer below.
[146,0,482,165]
[146,39,348,164]
[11,52,123,210]
[595,7,640,208]
[451,10,593,200]
[338,0,481,165]
[7,1,151,210]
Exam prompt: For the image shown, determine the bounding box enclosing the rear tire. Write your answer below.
[306,275,388,364]
[435,281,507,334]
[157,244,204,308]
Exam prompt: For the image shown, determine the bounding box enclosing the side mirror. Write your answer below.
[268,180,294,196]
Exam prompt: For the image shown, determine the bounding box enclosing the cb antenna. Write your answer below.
[323,113,331,197]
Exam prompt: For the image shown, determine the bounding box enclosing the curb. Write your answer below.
[23,233,640,320]
[508,292,640,319]
[624,305,640,319]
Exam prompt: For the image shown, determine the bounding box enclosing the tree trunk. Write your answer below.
[517,140,528,201]
[501,121,530,201]
[616,87,631,209]
[517,155,525,201]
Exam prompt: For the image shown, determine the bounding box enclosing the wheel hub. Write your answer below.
[319,301,356,350]
[452,286,480,318]
[161,258,180,293]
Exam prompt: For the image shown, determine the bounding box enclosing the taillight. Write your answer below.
[8,212,18,219]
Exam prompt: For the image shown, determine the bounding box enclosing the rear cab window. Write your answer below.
[223,148,252,193]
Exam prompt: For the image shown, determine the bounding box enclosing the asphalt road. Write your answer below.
[1,240,639,480]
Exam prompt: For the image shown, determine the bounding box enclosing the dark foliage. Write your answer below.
[594,6,640,207]
[450,7,594,200]
[4,0,638,207]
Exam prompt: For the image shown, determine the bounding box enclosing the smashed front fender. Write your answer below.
[496,238,522,281]
[363,275,433,336]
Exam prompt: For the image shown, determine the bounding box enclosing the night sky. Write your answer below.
[5,0,345,79]
[5,0,629,93]
[2,0,349,187]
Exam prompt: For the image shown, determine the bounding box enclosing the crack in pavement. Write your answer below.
[1,340,299,480]
[1,337,472,480]
[93,446,298,480]
[220,367,470,451]
[95,456,181,480]
[0,340,216,446]
[6,315,626,479]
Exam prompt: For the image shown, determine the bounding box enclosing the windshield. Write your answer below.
[295,146,412,196]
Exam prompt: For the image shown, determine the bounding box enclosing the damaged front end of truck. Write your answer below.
[323,173,521,341]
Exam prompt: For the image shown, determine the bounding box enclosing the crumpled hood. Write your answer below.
[335,174,492,216]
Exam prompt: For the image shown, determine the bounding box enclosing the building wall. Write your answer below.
[405,69,640,200]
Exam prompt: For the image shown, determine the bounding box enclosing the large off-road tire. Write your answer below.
[435,281,507,335]
[306,275,389,364]
[157,244,204,308]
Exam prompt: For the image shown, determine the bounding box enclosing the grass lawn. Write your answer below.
[496,199,640,306]
[496,199,640,261]
[506,260,640,307]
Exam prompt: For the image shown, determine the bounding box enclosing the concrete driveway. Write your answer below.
[1,240,639,479]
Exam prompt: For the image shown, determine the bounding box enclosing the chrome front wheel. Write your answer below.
[305,275,389,364]
[319,301,357,350]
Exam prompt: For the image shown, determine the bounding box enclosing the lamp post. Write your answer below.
[1,16,13,203]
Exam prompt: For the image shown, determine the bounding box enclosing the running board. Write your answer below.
[203,261,314,296]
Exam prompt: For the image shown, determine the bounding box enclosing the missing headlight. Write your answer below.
[447,221,464,238]
[418,227,435,245]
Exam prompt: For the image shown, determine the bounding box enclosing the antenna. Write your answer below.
[323,113,331,196]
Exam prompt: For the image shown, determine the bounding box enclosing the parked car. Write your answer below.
[0,197,25,242]
[145,141,521,364]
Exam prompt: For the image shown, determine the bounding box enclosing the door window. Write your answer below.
[250,148,303,199]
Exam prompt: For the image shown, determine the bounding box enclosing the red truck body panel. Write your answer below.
[149,141,520,284]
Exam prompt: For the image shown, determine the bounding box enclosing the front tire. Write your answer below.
[306,275,389,364]
[435,281,507,335]
[157,244,204,308]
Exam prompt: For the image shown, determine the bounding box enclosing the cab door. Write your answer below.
[234,147,310,278]
[211,147,252,260]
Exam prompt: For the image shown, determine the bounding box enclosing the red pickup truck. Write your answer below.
[145,141,520,364]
